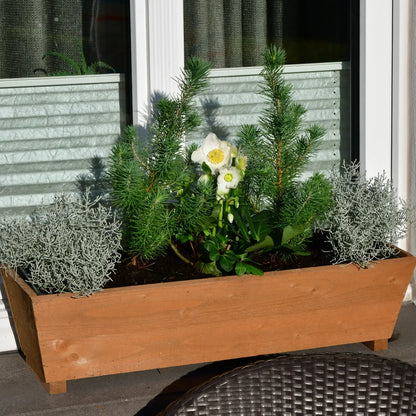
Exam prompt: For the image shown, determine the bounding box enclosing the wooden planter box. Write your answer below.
[2,249,416,394]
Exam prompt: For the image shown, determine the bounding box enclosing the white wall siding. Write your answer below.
[0,74,126,216]
[188,62,350,176]
[1,64,348,219]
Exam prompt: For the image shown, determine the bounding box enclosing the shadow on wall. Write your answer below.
[77,156,110,204]
[135,91,232,144]
[75,93,230,206]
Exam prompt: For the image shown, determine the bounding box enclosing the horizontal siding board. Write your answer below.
[0,87,122,106]
[190,110,341,130]
[0,112,122,130]
[194,89,341,107]
[1,135,118,153]
[0,74,126,216]
[0,123,122,143]
[0,101,122,119]
[0,65,349,216]
[188,64,350,178]
[1,146,112,165]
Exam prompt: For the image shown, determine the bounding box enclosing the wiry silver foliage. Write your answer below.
[318,163,411,268]
[0,194,122,296]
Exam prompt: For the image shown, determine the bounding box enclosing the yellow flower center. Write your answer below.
[224,173,233,182]
[207,148,224,165]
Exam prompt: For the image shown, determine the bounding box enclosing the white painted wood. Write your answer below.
[148,0,184,98]
[392,0,412,252]
[0,77,126,217]
[392,0,412,202]
[210,61,346,78]
[359,0,393,178]
[129,0,150,125]
[130,0,184,125]
[409,0,416,304]
[0,295,18,351]
[0,73,122,88]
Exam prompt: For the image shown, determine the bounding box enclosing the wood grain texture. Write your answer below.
[42,381,67,394]
[2,249,415,393]
[363,338,389,351]
[1,268,45,382]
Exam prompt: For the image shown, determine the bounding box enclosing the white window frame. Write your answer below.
[391,0,412,206]
[361,0,412,207]
[130,0,184,125]
[130,0,411,233]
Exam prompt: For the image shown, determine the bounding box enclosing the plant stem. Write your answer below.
[169,239,194,266]
[218,199,224,230]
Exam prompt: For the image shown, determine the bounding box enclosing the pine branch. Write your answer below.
[175,178,216,235]
[127,188,172,260]
[150,57,210,180]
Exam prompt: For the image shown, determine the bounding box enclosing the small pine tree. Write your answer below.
[108,57,212,260]
[238,46,332,256]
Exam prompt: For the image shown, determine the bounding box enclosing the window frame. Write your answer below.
[129,0,411,202]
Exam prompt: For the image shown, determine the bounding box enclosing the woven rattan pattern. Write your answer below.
[160,353,416,415]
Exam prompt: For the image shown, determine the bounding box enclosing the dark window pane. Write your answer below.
[284,0,350,64]
[184,0,350,67]
[0,0,130,78]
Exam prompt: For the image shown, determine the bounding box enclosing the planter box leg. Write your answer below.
[363,339,389,351]
[42,381,67,394]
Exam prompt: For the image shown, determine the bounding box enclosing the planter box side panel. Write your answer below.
[29,253,415,383]
[2,270,46,382]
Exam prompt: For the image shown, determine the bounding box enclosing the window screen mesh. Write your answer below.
[184,0,284,68]
[0,0,129,78]
[184,0,350,67]
[0,0,82,78]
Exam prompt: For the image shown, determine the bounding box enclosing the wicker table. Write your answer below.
[160,353,416,415]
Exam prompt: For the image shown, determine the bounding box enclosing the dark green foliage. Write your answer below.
[108,57,211,260]
[127,189,172,260]
[42,41,115,76]
[175,178,217,236]
[109,47,332,272]
[238,46,331,256]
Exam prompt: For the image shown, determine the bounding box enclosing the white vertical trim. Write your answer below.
[392,0,412,253]
[130,0,150,125]
[130,0,184,125]
[148,0,184,98]
[359,0,393,178]
[392,0,412,204]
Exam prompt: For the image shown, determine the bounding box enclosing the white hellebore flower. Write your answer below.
[217,166,241,197]
[191,133,232,174]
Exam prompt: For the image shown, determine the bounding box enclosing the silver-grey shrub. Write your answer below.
[0,194,122,296]
[317,162,411,268]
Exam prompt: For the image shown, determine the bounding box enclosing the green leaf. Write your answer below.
[220,255,235,272]
[245,235,274,253]
[248,210,274,242]
[235,262,247,276]
[230,207,250,242]
[201,162,212,175]
[210,204,222,220]
[244,263,264,276]
[195,261,221,276]
[281,224,309,245]
[43,51,82,74]
[176,233,193,243]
